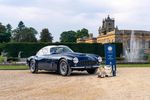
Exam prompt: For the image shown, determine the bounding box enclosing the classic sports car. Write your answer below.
[27,45,102,76]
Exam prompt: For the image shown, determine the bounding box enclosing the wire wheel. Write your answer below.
[59,59,71,76]
[30,59,38,73]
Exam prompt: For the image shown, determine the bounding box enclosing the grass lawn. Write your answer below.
[0,64,150,70]
[0,65,28,70]
[117,64,150,67]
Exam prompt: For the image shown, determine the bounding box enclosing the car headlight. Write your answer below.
[73,57,79,64]
[98,56,102,62]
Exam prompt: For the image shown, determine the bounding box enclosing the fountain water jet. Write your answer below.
[125,30,144,62]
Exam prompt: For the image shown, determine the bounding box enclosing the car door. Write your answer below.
[47,53,59,71]
[36,49,45,68]
[38,55,50,70]
[42,54,54,70]
[37,47,52,70]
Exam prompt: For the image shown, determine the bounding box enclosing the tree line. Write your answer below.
[0,21,89,43]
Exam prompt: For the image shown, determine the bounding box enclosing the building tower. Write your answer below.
[99,15,115,35]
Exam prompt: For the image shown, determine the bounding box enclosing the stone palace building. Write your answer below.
[77,15,150,54]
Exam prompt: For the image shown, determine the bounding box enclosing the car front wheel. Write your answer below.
[30,59,38,73]
[87,68,98,74]
[59,59,72,76]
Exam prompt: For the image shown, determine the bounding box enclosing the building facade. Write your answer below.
[77,15,150,54]
[77,33,97,43]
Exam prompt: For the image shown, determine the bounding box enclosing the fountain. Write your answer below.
[125,30,144,62]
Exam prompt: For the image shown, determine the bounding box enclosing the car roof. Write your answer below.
[36,45,73,56]
[43,45,69,50]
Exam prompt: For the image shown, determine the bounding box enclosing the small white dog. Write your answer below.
[98,65,112,78]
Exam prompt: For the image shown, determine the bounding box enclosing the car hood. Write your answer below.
[64,52,86,57]
[63,52,98,61]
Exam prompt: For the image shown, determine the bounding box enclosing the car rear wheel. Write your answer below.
[87,68,98,74]
[30,59,38,73]
[59,59,72,76]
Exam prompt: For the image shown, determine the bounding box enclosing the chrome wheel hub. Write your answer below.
[60,62,67,75]
[30,60,35,72]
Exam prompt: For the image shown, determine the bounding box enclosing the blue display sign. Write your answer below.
[104,44,116,76]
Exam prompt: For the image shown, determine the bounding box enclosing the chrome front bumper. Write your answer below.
[71,65,100,69]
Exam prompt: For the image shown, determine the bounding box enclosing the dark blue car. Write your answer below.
[27,45,102,76]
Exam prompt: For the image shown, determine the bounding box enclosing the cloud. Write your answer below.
[0,0,150,41]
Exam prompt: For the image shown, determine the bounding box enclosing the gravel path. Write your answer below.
[0,68,150,100]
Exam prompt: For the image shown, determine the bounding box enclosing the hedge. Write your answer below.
[0,42,123,58]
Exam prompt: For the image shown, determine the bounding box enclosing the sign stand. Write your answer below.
[104,44,116,76]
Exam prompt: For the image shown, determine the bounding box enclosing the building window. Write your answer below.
[109,28,112,32]
[142,40,145,48]
[149,40,150,48]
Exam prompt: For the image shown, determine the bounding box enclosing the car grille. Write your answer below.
[78,60,97,66]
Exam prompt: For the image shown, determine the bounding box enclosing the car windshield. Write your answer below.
[50,47,73,54]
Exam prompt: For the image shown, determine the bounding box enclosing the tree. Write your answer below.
[12,21,37,42]
[6,24,12,33]
[40,28,53,42]
[60,31,76,43]
[0,23,11,43]
[18,21,25,30]
[76,28,89,38]
[6,24,12,42]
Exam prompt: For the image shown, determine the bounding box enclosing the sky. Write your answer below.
[0,0,150,42]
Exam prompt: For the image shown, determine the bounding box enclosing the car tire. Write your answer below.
[87,68,98,74]
[59,59,72,76]
[30,59,38,73]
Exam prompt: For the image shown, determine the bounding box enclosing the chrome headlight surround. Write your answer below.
[73,57,79,64]
[98,56,102,62]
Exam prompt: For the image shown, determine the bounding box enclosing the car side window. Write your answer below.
[36,47,49,56]
[50,47,63,54]
[50,48,56,54]
[56,48,63,54]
